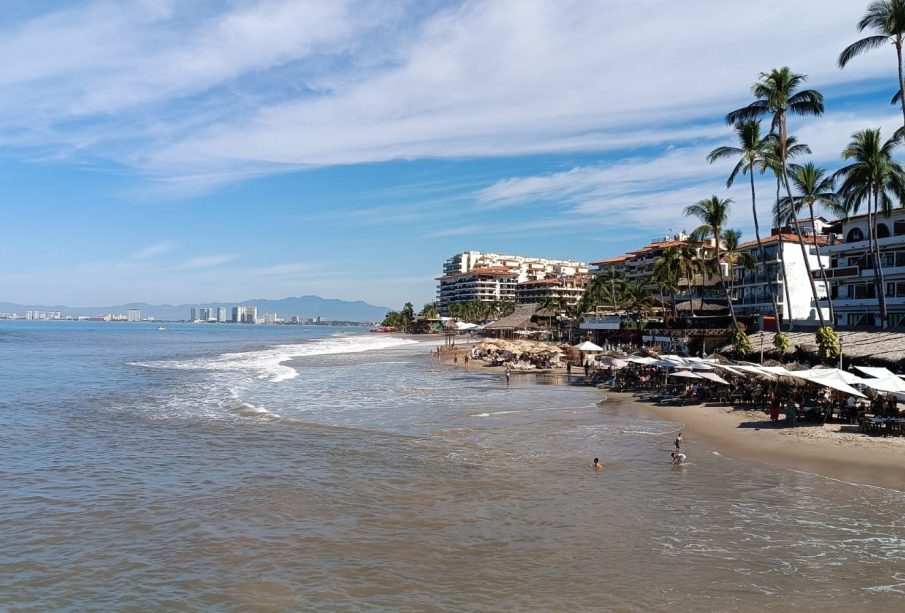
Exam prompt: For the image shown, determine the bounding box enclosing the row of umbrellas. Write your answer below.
[616,353,905,398]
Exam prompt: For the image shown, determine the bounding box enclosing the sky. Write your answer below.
[1,0,903,309]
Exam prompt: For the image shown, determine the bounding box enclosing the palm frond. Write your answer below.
[838,35,891,67]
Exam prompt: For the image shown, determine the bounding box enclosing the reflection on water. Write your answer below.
[1,322,904,610]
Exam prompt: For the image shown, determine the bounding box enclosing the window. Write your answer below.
[847,227,864,242]
[847,313,870,326]
[890,313,905,328]
[895,220,905,236]
[896,251,905,268]
[877,223,891,239]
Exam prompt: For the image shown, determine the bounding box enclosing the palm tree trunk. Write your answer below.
[897,38,905,131]
[750,165,782,329]
[776,179,794,331]
[808,201,835,325]
[686,271,695,318]
[781,164,828,329]
[870,190,889,328]
[713,229,740,330]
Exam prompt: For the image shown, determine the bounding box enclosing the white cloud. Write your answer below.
[129,241,174,260]
[172,255,237,270]
[0,0,895,192]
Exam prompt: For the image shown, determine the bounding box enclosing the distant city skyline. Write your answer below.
[0,1,899,308]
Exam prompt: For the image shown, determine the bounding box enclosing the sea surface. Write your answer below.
[2,320,904,611]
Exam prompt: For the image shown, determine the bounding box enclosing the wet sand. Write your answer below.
[631,396,905,491]
[431,341,905,491]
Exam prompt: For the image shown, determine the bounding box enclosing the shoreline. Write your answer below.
[428,340,905,491]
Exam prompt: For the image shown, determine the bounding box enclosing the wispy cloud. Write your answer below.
[172,255,237,270]
[0,0,892,194]
[129,241,174,260]
[248,262,319,276]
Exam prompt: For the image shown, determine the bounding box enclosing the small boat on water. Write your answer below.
[156,325,166,331]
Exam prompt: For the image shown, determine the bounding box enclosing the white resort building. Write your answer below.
[731,225,831,328]
[821,209,905,328]
[437,251,588,314]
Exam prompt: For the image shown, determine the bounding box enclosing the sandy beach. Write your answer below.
[434,341,905,491]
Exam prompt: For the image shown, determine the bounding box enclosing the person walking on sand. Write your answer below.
[770,390,780,424]
[464,354,469,369]
[566,362,572,380]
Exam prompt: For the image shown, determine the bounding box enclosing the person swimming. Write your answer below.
[592,457,603,470]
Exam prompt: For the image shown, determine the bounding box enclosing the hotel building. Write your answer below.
[731,224,831,327]
[821,209,905,328]
[437,251,588,314]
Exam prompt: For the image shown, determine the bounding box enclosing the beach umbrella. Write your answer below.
[861,375,905,394]
[793,370,866,398]
[598,356,628,369]
[695,371,730,385]
[575,340,603,352]
[667,371,703,379]
[852,366,897,379]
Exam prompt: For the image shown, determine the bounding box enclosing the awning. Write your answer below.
[793,369,866,398]
[862,375,905,394]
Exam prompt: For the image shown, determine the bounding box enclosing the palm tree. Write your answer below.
[683,196,740,330]
[760,134,811,330]
[677,244,701,318]
[620,282,654,328]
[728,67,828,328]
[833,128,905,328]
[721,229,757,299]
[653,248,682,321]
[707,120,782,327]
[839,0,905,131]
[775,162,843,323]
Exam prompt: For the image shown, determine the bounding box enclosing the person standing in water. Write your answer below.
[674,431,683,451]
[592,457,603,471]
[505,367,511,385]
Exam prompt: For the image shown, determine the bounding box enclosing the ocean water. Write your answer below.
[2,321,904,611]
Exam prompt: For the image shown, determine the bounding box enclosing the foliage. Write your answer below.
[419,302,439,319]
[446,299,516,323]
[773,331,790,354]
[730,328,753,358]
[816,326,841,361]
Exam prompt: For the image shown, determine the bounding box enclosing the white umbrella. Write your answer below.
[696,371,730,385]
[861,375,905,394]
[668,371,703,379]
[794,370,866,398]
[575,341,603,352]
[853,365,896,379]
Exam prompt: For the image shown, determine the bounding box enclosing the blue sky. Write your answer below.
[1,0,903,309]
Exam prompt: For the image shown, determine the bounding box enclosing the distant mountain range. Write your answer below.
[0,295,392,323]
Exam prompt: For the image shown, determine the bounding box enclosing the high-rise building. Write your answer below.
[217,307,228,323]
[437,251,589,314]
[232,305,258,324]
[127,309,141,322]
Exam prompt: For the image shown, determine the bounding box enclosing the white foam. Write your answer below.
[130,335,419,383]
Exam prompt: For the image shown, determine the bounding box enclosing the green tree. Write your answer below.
[653,248,682,321]
[721,229,757,299]
[419,302,439,319]
[833,128,905,328]
[839,0,905,131]
[684,196,740,330]
[677,244,702,318]
[707,120,782,325]
[775,162,842,323]
[728,67,828,328]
